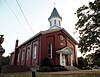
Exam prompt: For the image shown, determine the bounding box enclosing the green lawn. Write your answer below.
[0,72,100,77]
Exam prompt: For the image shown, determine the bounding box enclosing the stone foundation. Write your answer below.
[1,65,29,73]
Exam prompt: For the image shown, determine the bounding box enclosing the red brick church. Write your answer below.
[9,7,78,67]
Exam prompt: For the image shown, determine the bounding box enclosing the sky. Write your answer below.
[0,0,94,57]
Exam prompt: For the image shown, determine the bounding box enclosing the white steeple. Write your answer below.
[48,7,62,29]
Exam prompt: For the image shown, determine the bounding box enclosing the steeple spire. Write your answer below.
[48,7,62,20]
[48,7,62,29]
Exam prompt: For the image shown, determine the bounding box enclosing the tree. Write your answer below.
[94,49,100,60]
[1,56,9,66]
[76,57,88,69]
[78,57,88,67]
[86,50,100,66]
[75,0,100,54]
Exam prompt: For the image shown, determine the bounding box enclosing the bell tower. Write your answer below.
[48,7,62,29]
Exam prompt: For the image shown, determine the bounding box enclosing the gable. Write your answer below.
[41,28,78,45]
[61,28,78,45]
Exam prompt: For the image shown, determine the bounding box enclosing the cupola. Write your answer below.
[48,7,62,29]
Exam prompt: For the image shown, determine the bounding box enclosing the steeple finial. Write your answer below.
[53,2,56,7]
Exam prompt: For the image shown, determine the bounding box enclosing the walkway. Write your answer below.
[38,70,100,74]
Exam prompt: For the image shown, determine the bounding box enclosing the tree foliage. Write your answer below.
[75,0,100,54]
[86,50,100,66]
[78,57,88,67]
[1,56,9,66]
[93,49,100,60]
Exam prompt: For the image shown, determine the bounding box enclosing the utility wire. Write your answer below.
[4,0,30,36]
[16,0,34,34]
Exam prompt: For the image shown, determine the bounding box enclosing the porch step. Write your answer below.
[65,66,79,71]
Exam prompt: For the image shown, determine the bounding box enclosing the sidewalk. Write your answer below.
[38,70,100,74]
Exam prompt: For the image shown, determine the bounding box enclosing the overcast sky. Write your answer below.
[0,0,94,56]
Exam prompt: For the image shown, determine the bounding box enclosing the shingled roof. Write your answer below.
[48,7,62,20]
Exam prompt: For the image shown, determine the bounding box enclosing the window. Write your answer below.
[54,20,56,24]
[27,46,30,60]
[48,43,52,58]
[60,35,64,40]
[33,44,37,59]
[17,52,20,62]
[59,20,60,26]
[21,49,25,61]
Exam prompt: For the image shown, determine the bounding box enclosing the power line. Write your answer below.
[16,0,34,34]
[4,0,30,36]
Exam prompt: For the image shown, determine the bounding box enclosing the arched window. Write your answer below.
[48,43,52,58]
[59,20,60,26]
[54,20,56,25]
[27,46,30,60]
[21,48,25,61]
[33,44,37,59]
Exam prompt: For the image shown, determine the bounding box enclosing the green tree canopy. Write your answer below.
[1,56,9,66]
[86,50,100,66]
[75,0,100,54]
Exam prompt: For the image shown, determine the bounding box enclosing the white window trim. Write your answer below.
[26,45,31,60]
[59,20,60,26]
[48,43,52,59]
[33,44,37,59]
[51,44,52,58]
[54,20,56,25]
[21,49,25,61]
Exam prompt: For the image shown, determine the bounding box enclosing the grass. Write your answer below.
[37,74,100,77]
[0,72,100,77]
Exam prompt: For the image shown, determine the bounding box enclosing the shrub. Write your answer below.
[52,66,67,72]
[59,66,67,71]
[52,64,61,67]
[75,64,83,69]
[83,66,91,70]
[39,66,51,72]
[52,67,59,71]
[41,58,52,67]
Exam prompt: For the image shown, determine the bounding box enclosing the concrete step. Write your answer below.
[65,66,79,71]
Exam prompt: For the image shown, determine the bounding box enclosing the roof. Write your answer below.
[48,7,62,20]
[56,47,73,55]
[17,28,78,48]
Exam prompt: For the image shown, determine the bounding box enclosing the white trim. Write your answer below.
[51,44,52,58]
[26,45,31,60]
[56,47,72,55]
[48,43,52,59]
[70,54,73,66]
[33,44,37,59]
[60,53,62,66]
[21,49,25,61]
